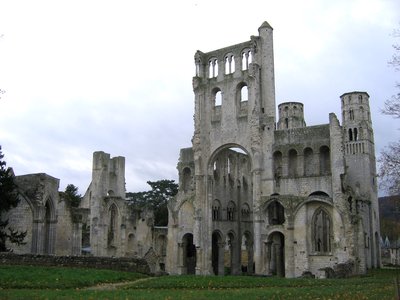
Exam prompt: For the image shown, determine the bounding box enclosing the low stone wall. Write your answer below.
[0,253,150,274]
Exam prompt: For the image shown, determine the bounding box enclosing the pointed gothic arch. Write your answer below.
[107,203,119,247]
[311,207,332,253]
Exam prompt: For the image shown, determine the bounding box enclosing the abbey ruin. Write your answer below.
[2,22,381,278]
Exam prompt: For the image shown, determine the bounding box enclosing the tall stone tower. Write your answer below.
[340,92,380,270]
[87,151,126,257]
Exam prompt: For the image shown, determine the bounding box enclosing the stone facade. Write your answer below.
[2,21,380,278]
[3,153,167,273]
[167,21,381,278]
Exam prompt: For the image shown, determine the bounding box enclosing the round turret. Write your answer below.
[277,102,306,130]
[340,91,372,144]
[340,91,371,126]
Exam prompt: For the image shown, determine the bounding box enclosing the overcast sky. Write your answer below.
[0,0,399,195]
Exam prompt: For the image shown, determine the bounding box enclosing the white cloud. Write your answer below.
[0,0,399,194]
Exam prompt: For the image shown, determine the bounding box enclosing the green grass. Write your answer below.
[0,265,147,289]
[0,265,398,299]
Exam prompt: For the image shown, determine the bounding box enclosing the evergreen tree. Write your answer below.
[0,146,26,251]
[126,179,178,226]
[62,184,82,207]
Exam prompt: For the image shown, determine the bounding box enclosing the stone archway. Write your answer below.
[266,231,285,277]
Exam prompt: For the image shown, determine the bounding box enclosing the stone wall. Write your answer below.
[0,253,150,274]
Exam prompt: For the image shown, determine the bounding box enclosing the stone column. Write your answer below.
[253,169,262,274]
[286,227,295,278]
[178,242,185,275]
[71,222,82,256]
[218,242,225,275]
[48,220,57,255]
[31,219,42,254]
[247,242,254,274]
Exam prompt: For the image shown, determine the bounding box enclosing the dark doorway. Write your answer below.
[183,233,196,274]
[267,232,285,277]
[212,231,223,275]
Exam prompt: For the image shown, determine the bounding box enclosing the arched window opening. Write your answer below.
[127,233,135,254]
[349,109,354,120]
[212,199,221,221]
[358,95,363,103]
[348,128,353,141]
[304,147,314,176]
[273,151,282,183]
[227,201,236,221]
[227,156,231,174]
[182,167,192,192]
[225,54,235,74]
[108,204,118,247]
[312,208,331,253]
[359,107,364,119]
[209,58,218,78]
[267,201,285,225]
[319,146,330,175]
[288,149,298,177]
[241,50,252,70]
[285,118,289,129]
[354,128,358,141]
[240,85,248,102]
[241,203,250,220]
[195,54,202,77]
[215,90,222,106]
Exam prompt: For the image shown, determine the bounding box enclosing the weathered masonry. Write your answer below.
[167,21,380,278]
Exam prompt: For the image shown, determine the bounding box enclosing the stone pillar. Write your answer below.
[48,220,57,255]
[247,242,254,274]
[71,222,82,256]
[253,169,262,274]
[195,246,202,275]
[218,242,225,275]
[31,219,41,254]
[276,244,284,277]
[286,227,295,278]
[178,242,185,274]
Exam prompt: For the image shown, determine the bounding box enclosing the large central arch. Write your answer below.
[208,144,253,275]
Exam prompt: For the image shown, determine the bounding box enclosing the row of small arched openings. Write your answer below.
[273,146,331,178]
[212,200,251,222]
[344,106,370,122]
[198,49,253,78]
[348,127,362,141]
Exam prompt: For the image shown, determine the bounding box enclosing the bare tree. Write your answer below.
[379,27,400,195]
[0,34,4,99]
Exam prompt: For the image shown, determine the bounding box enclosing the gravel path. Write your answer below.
[85,277,155,290]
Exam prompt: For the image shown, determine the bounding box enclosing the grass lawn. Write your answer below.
[0,265,398,299]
